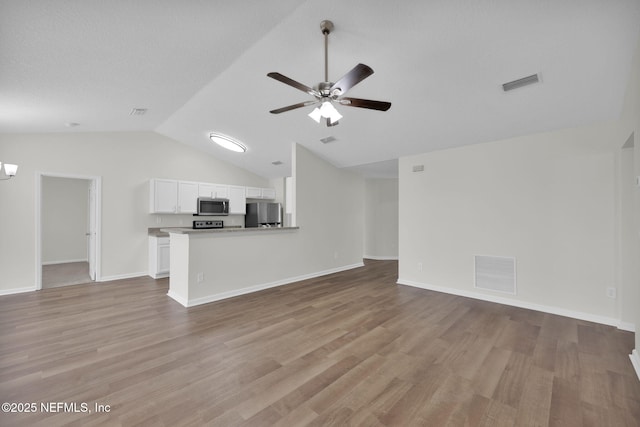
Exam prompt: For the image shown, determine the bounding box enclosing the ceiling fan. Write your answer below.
[267,20,391,127]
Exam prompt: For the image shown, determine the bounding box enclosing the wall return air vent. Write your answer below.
[474,255,516,294]
[502,74,540,92]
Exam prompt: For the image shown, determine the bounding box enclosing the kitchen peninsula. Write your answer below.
[162,226,300,307]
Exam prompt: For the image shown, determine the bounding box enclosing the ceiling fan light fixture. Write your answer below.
[4,163,18,176]
[308,107,322,123]
[308,101,342,125]
[209,133,246,153]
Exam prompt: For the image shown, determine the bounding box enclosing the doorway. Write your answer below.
[36,173,101,289]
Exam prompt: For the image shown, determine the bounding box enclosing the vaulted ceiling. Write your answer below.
[2,0,639,178]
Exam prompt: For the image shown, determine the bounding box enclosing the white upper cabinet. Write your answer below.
[246,186,276,200]
[199,183,229,199]
[228,185,246,214]
[177,181,199,213]
[151,179,276,214]
[261,188,276,200]
[150,179,178,213]
[245,187,262,199]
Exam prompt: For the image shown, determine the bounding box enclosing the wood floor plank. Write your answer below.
[514,365,554,426]
[491,351,533,408]
[0,259,638,426]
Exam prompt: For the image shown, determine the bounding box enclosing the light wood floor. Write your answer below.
[0,260,638,426]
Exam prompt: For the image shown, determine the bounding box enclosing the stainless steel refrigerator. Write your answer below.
[245,202,282,227]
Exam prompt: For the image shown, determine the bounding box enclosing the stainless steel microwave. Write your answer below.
[197,197,229,216]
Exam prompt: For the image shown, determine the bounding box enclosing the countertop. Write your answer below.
[148,227,181,237]
[159,226,299,235]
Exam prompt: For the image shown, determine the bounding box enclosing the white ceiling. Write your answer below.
[2,0,639,179]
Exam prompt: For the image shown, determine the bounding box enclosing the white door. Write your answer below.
[88,180,96,281]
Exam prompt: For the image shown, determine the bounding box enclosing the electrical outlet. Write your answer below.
[156,216,162,224]
[334,251,338,259]
[417,262,423,272]
[606,287,616,299]
[197,272,204,283]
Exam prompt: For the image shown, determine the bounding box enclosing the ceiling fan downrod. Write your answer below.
[320,20,334,83]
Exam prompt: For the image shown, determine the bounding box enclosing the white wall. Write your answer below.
[364,178,398,259]
[398,120,631,327]
[42,176,89,264]
[0,131,270,293]
[293,143,364,271]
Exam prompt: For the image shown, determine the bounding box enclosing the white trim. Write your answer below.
[397,277,634,331]
[363,255,399,261]
[629,349,640,381]
[35,172,102,289]
[619,321,636,332]
[171,262,365,308]
[167,290,189,307]
[42,259,88,266]
[98,272,147,282]
[0,286,37,296]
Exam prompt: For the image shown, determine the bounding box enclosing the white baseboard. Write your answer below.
[363,255,399,261]
[98,271,147,282]
[630,349,640,381]
[167,290,189,307]
[0,286,37,296]
[174,262,365,308]
[619,321,636,333]
[42,259,88,266]
[397,278,634,331]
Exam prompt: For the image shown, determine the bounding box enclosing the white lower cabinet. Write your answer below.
[149,236,170,278]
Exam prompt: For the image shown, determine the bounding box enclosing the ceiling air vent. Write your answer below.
[502,74,540,92]
[320,136,337,144]
[129,108,147,116]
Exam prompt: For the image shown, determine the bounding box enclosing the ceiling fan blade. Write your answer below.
[269,100,317,114]
[338,97,391,111]
[330,63,374,96]
[267,72,319,97]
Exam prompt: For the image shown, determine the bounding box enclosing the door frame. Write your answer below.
[35,172,102,290]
